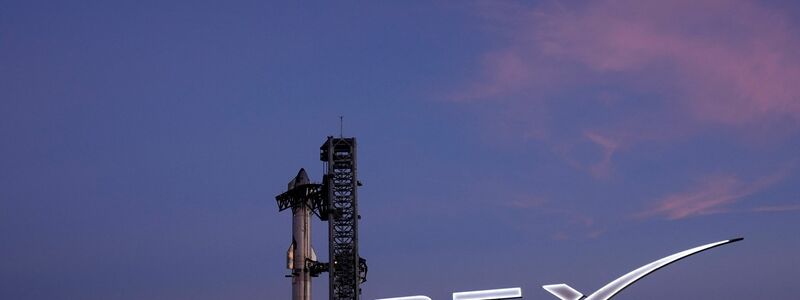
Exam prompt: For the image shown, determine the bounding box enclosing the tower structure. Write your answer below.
[276,136,366,300]
[320,137,367,300]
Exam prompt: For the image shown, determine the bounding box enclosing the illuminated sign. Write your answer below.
[376,238,742,300]
[376,288,522,300]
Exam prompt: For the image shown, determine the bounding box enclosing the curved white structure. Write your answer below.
[543,238,743,300]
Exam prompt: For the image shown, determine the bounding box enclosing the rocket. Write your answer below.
[284,169,316,300]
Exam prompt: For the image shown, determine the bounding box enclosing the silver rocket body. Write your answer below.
[286,169,314,300]
[292,202,312,300]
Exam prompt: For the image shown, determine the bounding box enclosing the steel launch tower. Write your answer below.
[276,136,367,300]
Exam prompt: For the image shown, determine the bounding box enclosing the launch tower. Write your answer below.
[275,136,367,300]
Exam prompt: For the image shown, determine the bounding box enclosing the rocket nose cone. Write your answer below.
[295,168,310,184]
[288,168,311,189]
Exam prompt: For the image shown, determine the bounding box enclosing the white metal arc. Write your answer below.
[583,238,742,300]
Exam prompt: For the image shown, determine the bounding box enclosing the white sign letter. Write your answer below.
[453,287,522,300]
[377,296,432,300]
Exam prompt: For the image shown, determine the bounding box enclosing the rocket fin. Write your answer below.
[286,240,296,270]
[310,246,318,262]
[543,284,585,300]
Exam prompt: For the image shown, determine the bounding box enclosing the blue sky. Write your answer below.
[1,1,799,299]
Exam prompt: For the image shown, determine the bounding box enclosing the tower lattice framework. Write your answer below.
[321,137,367,300]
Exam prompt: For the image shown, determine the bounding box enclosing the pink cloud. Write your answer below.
[636,171,789,220]
[752,204,800,213]
[504,195,605,239]
[552,231,570,241]
[451,0,800,179]
[584,131,619,179]
[462,0,800,127]
[549,131,622,179]
[506,195,548,209]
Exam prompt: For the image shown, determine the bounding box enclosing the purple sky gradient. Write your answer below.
[1,1,799,299]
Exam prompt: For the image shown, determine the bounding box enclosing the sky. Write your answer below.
[1,1,799,299]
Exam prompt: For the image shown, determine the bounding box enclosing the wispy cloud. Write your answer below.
[636,171,790,220]
[584,131,619,179]
[506,195,548,209]
[547,130,623,179]
[449,0,800,183]
[504,196,605,240]
[463,0,800,127]
[752,204,800,213]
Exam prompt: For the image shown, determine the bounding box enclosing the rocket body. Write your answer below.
[285,168,313,300]
[292,204,312,300]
